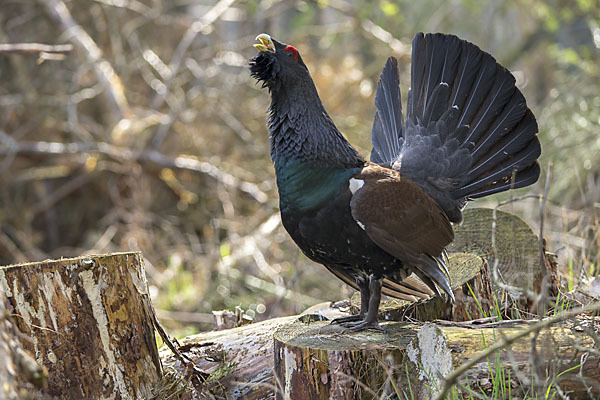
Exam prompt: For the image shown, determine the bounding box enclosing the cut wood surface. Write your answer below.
[0,252,162,399]
[448,207,558,300]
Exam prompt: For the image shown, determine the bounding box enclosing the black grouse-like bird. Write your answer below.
[250,32,540,331]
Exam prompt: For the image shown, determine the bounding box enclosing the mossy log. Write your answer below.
[274,319,599,400]
[160,314,299,399]
[0,252,162,399]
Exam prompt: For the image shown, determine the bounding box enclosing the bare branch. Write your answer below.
[149,0,238,148]
[0,43,73,59]
[41,0,131,118]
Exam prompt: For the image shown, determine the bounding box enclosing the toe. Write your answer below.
[347,321,386,333]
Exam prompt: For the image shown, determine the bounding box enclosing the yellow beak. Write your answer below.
[254,33,275,53]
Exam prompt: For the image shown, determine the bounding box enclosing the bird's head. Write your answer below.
[249,33,309,91]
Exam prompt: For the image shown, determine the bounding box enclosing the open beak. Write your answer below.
[254,33,275,53]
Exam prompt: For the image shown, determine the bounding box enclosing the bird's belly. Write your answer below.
[280,188,398,278]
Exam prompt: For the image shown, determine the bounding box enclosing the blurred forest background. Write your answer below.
[0,0,599,337]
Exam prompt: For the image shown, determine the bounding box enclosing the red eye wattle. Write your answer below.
[284,45,299,62]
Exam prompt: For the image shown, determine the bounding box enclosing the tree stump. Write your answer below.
[273,319,599,400]
[448,207,558,304]
[356,208,559,322]
[0,252,162,399]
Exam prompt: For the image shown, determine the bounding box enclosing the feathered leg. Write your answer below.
[341,275,384,332]
[330,278,370,324]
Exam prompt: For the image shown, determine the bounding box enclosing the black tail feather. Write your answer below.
[369,32,540,220]
[403,33,540,214]
[370,57,403,165]
[423,83,450,127]
[469,109,538,177]
[458,152,541,199]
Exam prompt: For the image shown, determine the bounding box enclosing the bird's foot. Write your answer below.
[329,314,362,325]
[340,320,386,333]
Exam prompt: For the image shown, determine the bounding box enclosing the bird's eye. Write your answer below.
[284,45,299,62]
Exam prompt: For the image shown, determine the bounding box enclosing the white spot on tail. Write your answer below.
[349,178,364,194]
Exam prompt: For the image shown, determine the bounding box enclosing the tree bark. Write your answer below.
[0,290,49,399]
[0,252,162,399]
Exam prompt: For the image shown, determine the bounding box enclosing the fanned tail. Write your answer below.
[408,32,541,208]
[371,33,541,223]
[366,32,540,301]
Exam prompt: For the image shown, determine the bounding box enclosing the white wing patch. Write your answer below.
[348,178,364,194]
[349,178,366,230]
[355,219,366,230]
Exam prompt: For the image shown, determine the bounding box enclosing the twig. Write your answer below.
[150,0,237,114]
[150,304,210,382]
[435,301,600,400]
[0,43,73,61]
[433,318,548,329]
[530,162,553,396]
[539,163,553,313]
[41,0,130,118]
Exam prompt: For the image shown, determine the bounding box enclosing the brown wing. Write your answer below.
[349,164,454,296]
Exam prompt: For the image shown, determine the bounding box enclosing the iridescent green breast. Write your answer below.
[274,158,359,213]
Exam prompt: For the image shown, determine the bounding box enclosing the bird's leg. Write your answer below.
[343,275,385,332]
[330,278,369,325]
